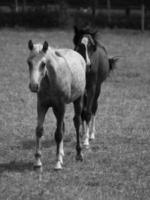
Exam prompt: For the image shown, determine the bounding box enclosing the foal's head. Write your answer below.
[73,26,98,70]
[27,40,49,93]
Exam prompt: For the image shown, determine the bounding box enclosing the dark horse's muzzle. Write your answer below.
[29,83,39,93]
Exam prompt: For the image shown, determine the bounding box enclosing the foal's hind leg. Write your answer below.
[53,105,65,170]
[73,97,83,161]
[34,102,48,168]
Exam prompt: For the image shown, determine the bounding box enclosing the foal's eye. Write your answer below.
[78,43,86,54]
[27,60,31,65]
[40,62,46,71]
[27,60,33,70]
[87,42,91,47]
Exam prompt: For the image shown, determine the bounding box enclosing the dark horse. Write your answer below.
[27,40,86,170]
[73,26,118,148]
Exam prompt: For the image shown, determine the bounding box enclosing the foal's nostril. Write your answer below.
[29,83,39,93]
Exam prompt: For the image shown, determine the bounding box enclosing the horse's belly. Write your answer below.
[69,69,86,102]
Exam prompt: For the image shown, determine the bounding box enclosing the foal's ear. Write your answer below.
[42,41,48,53]
[28,40,33,51]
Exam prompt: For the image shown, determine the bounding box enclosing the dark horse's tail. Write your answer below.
[109,56,119,71]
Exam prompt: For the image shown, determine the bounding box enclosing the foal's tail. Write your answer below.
[109,56,120,71]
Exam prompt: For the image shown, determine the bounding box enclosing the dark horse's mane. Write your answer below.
[73,26,107,54]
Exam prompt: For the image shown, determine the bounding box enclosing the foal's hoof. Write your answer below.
[90,134,95,140]
[34,159,42,169]
[76,153,83,161]
[33,165,43,173]
[83,138,90,148]
[83,142,90,150]
[54,161,62,170]
[33,164,43,173]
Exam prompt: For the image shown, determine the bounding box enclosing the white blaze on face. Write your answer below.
[32,64,41,85]
[34,43,43,54]
[81,37,91,67]
[31,55,46,86]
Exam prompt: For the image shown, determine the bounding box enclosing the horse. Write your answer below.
[73,26,118,148]
[27,40,86,170]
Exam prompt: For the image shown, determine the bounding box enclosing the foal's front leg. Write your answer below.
[53,105,65,170]
[34,102,48,168]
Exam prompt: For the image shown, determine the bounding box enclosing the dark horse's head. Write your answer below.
[73,26,98,71]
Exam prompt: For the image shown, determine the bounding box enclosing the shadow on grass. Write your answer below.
[0,160,33,173]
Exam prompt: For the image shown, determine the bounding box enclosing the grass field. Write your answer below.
[0,28,150,200]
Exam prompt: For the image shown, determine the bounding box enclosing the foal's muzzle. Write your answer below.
[29,83,39,93]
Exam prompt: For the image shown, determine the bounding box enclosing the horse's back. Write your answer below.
[56,49,86,102]
[57,49,86,70]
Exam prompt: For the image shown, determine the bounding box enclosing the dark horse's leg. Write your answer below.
[82,83,96,148]
[34,101,49,168]
[53,104,65,170]
[90,84,101,140]
[73,96,83,161]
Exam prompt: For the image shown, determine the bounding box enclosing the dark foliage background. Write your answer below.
[0,1,150,29]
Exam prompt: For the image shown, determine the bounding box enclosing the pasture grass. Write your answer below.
[0,28,150,200]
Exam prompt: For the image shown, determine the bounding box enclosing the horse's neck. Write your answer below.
[97,42,108,55]
[46,49,62,81]
[46,49,59,70]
